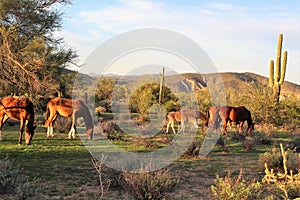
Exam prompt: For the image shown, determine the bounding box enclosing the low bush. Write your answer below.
[211,169,265,200]
[258,145,300,173]
[0,158,42,199]
[262,144,300,199]
[54,116,72,133]
[118,166,180,200]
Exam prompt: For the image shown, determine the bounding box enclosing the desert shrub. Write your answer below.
[100,120,123,140]
[92,157,112,199]
[0,158,42,199]
[252,131,272,145]
[258,146,283,171]
[242,137,256,151]
[288,133,300,152]
[211,169,265,200]
[118,166,180,200]
[262,144,300,199]
[259,145,300,173]
[54,116,72,133]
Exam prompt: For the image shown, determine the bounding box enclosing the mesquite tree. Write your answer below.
[0,0,77,98]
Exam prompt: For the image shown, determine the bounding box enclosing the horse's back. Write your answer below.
[228,106,251,121]
[0,96,34,120]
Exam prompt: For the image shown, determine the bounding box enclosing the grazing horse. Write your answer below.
[166,110,207,134]
[218,106,254,136]
[206,106,221,130]
[0,96,35,145]
[45,97,93,139]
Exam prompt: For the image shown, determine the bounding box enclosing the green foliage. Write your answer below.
[262,144,300,199]
[129,83,177,120]
[225,82,300,129]
[118,166,180,200]
[95,77,116,111]
[211,169,265,200]
[0,158,42,199]
[0,0,77,98]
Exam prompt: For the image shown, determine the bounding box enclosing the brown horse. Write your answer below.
[166,110,207,134]
[218,106,254,136]
[0,96,35,145]
[45,97,93,139]
[206,106,254,136]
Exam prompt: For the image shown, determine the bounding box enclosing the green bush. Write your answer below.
[211,169,265,200]
[118,166,180,200]
[0,158,42,199]
[258,145,300,173]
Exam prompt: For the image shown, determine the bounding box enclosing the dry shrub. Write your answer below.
[262,144,300,199]
[0,158,42,199]
[54,116,72,133]
[242,137,256,151]
[211,169,265,200]
[100,120,123,140]
[258,145,300,173]
[118,166,180,200]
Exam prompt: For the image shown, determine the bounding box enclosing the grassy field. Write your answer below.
[0,123,296,199]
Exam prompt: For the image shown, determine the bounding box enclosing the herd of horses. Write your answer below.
[0,96,254,145]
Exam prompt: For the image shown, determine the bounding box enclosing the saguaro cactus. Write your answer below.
[269,33,288,103]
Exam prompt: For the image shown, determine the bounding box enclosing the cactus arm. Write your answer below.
[269,60,274,87]
[279,51,287,85]
[275,34,283,82]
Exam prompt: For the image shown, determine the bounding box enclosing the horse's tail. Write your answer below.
[45,103,50,126]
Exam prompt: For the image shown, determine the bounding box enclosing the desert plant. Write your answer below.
[269,33,288,103]
[100,120,123,140]
[262,144,300,199]
[211,169,265,200]
[54,116,72,133]
[0,158,42,199]
[242,137,256,151]
[259,144,300,173]
[92,156,112,199]
[118,165,180,200]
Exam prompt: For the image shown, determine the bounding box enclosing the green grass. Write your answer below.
[0,123,297,199]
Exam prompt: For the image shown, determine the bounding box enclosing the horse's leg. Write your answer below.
[18,118,25,145]
[47,113,57,138]
[223,119,229,136]
[171,121,176,134]
[239,121,245,135]
[0,114,9,141]
[68,112,77,139]
[181,121,186,134]
[166,121,171,133]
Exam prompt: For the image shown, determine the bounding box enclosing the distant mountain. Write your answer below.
[73,71,300,98]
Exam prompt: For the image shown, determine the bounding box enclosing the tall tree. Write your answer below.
[0,0,77,98]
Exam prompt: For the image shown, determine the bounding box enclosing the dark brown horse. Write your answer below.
[166,110,207,134]
[0,96,35,145]
[45,97,93,139]
[206,106,254,136]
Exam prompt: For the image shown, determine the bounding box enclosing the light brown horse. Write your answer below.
[166,110,207,134]
[0,96,35,145]
[45,97,93,139]
[206,106,254,136]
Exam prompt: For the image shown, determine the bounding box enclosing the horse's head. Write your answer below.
[86,128,93,140]
[25,124,36,145]
[247,122,255,136]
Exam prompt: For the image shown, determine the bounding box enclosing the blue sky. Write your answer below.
[59,0,300,84]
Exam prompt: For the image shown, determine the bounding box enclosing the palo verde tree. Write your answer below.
[0,0,77,99]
